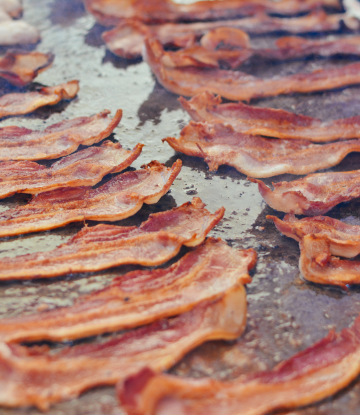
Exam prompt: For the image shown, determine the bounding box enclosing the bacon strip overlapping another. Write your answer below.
[0,238,255,343]
[0,198,224,280]
[0,109,122,161]
[118,315,360,415]
[144,38,360,101]
[250,170,360,215]
[0,160,181,237]
[0,51,54,86]
[103,12,359,60]
[180,92,360,142]
[164,122,360,178]
[84,0,341,26]
[0,80,79,119]
[0,285,246,410]
[0,140,143,199]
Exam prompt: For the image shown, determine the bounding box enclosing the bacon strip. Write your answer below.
[103,12,359,60]
[0,198,224,281]
[0,80,79,119]
[0,238,254,343]
[0,140,143,199]
[180,92,360,142]
[0,20,40,45]
[250,170,360,216]
[144,38,360,101]
[0,0,22,17]
[84,0,341,26]
[0,109,122,161]
[0,160,181,237]
[0,51,54,86]
[164,121,360,177]
[0,285,246,410]
[118,315,360,415]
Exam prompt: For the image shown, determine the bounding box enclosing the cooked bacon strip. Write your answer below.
[0,285,246,410]
[84,0,341,26]
[0,20,40,45]
[250,170,360,215]
[0,51,53,87]
[180,92,360,142]
[268,214,360,258]
[103,12,359,60]
[0,238,254,343]
[0,80,79,119]
[0,198,224,280]
[0,160,181,237]
[118,315,360,415]
[0,140,143,199]
[0,109,122,161]
[145,38,360,101]
[164,122,360,178]
[299,234,360,288]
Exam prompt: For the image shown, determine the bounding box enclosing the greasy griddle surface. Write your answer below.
[1,1,360,414]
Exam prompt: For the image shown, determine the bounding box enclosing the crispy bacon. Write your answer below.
[0,20,40,45]
[145,38,360,101]
[0,80,79,119]
[0,285,246,410]
[164,121,360,177]
[0,198,224,281]
[0,160,181,237]
[0,238,254,343]
[180,92,360,142]
[0,140,143,199]
[299,234,360,288]
[0,109,122,161]
[103,12,359,60]
[84,0,341,25]
[250,170,360,215]
[118,315,360,415]
[0,51,54,86]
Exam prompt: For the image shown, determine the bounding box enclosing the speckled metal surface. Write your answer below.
[2,1,360,414]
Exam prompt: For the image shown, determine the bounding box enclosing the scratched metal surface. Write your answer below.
[1,1,360,414]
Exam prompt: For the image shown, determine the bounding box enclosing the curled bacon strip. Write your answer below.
[0,20,40,45]
[0,198,224,280]
[0,140,143,199]
[84,0,341,26]
[118,315,360,415]
[144,38,360,101]
[0,109,122,161]
[0,285,246,410]
[164,121,360,177]
[0,160,181,237]
[0,51,54,87]
[250,170,360,216]
[0,80,79,119]
[180,92,360,142]
[103,12,359,60]
[0,238,255,343]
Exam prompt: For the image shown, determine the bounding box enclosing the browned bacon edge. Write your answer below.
[0,140,143,199]
[0,238,255,343]
[84,0,341,26]
[249,169,360,215]
[0,159,181,237]
[102,12,359,60]
[0,80,79,119]
[118,315,360,415]
[164,121,360,177]
[0,197,224,280]
[179,92,360,142]
[0,285,247,410]
[0,50,54,87]
[0,109,123,161]
[144,38,360,101]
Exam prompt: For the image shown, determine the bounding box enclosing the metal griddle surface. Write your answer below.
[2,1,360,414]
